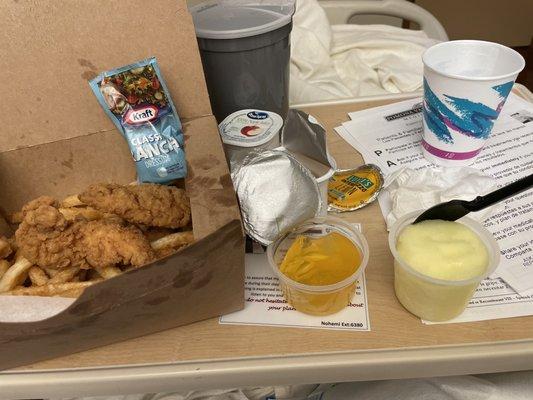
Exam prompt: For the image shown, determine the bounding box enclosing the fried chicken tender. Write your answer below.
[22,196,57,213]
[15,204,154,271]
[79,183,191,228]
[9,195,57,224]
[16,204,85,270]
[81,219,154,268]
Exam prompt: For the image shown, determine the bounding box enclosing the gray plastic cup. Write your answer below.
[190,0,295,123]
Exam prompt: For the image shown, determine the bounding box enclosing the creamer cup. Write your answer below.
[218,109,283,167]
[422,40,525,166]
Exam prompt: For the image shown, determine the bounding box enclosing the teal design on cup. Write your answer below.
[423,79,514,144]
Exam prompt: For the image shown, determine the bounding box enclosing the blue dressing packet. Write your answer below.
[89,57,187,183]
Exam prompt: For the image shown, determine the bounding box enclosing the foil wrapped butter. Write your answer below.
[232,150,322,245]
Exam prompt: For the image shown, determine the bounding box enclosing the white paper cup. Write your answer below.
[422,40,525,166]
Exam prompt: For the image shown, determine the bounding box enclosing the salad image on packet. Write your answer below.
[90,57,186,183]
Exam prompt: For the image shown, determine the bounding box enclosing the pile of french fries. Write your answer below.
[0,193,194,298]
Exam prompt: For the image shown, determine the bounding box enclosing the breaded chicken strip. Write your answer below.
[79,183,191,228]
[81,219,154,268]
[9,195,58,224]
[15,204,154,270]
[22,196,57,213]
[16,204,85,270]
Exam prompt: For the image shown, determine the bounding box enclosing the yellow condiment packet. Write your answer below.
[327,164,384,212]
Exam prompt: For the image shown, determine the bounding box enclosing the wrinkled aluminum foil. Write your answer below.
[232,149,322,245]
[281,109,331,169]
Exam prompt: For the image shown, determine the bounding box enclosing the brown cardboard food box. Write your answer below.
[0,0,244,370]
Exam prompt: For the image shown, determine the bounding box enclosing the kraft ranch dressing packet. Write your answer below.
[89,57,186,183]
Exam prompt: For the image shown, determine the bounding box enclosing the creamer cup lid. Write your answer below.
[190,0,295,40]
[219,109,283,148]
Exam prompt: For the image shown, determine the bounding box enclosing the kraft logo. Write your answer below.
[247,111,268,120]
[125,105,159,124]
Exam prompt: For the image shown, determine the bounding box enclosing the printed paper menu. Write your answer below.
[334,93,533,324]
[424,277,533,324]
[220,254,370,331]
[336,94,533,295]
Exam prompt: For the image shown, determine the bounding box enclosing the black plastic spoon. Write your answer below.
[414,173,533,224]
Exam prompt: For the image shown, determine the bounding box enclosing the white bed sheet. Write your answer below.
[290,0,440,104]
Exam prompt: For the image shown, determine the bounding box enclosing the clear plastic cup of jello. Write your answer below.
[267,216,369,316]
[388,211,500,322]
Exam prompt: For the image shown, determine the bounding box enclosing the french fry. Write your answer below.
[59,207,104,221]
[9,201,112,224]
[0,260,11,280]
[43,267,59,278]
[28,266,49,286]
[6,280,101,298]
[49,266,80,284]
[95,265,122,279]
[60,194,85,208]
[150,231,194,251]
[0,237,12,259]
[0,257,33,293]
[144,227,175,242]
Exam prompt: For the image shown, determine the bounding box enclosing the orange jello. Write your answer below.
[268,217,369,316]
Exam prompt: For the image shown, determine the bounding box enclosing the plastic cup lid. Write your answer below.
[219,109,283,148]
[189,0,295,39]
